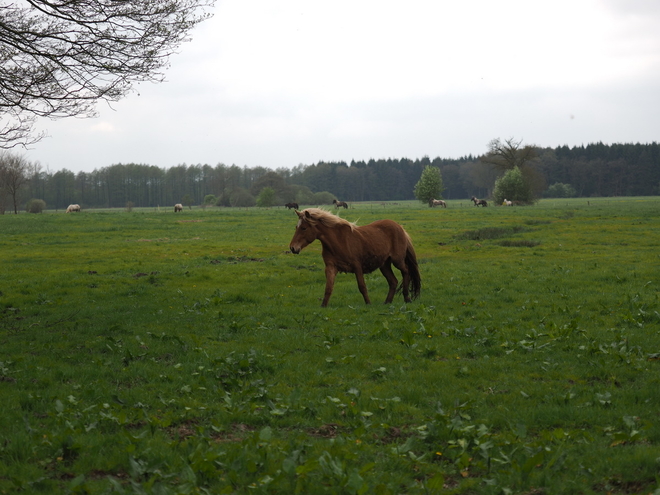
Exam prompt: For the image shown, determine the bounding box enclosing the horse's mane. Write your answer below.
[302,208,356,230]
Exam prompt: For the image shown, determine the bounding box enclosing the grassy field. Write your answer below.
[1,197,659,494]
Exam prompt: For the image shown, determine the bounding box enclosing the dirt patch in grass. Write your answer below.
[524,219,552,225]
[307,423,343,438]
[454,225,530,241]
[498,240,541,248]
[133,271,159,278]
[211,256,264,264]
[292,264,322,271]
[593,479,655,494]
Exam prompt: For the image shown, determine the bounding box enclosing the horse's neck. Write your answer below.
[318,223,353,253]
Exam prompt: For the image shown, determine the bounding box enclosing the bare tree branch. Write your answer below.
[481,137,538,171]
[0,0,213,148]
[481,138,546,202]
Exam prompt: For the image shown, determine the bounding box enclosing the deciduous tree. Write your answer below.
[481,138,538,171]
[483,138,544,203]
[0,152,36,213]
[256,187,276,207]
[413,166,444,205]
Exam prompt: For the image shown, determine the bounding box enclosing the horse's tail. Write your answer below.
[403,235,422,300]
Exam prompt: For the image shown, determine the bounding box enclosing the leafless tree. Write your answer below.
[0,0,214,149]
[0,152,37,213]
[481,138,538,171]
[481,138,545,201]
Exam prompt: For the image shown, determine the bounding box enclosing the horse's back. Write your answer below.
[358,220,411,253]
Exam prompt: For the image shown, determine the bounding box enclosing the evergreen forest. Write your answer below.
[23,142,660,209]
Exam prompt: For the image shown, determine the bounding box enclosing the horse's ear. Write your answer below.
[295,209,303,218]
[304,210,312,219]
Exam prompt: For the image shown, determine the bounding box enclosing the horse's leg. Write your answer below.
[379,262,398,304]
[321,265,338,307]
[392,259,412,303]
[354,269,371,305]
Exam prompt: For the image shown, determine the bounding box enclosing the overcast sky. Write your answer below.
[26,0,660,174]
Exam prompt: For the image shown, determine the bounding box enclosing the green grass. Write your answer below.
[1,198,659,494]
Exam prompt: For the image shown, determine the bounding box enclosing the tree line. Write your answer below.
[287,142,660,202]
[2,142,658,212]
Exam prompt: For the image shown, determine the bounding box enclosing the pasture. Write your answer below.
[1,198,659,494]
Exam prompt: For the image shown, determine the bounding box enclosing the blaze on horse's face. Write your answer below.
[290,210,317,254]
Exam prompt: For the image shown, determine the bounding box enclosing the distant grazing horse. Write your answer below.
[289,208,421,307]
[285,202,299,210]
[66,204,81,213]
[471,196,488,207]
[429,199,446,208]
[333,199,348,209]
[174,203,183,212]
[503,199,513,206]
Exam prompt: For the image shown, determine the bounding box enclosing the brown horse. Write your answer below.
[333,199,348,209]
[471,196,488,207]
[289,208,421,307]
[285,202,299,210]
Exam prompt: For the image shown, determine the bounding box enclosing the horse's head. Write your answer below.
[290,210,318,254]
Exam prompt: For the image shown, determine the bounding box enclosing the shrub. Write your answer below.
[545,182,576,198]
[26,199,46,213]
[203,194,217,207]
[313,191,336,205]
[292,185,316,206]
[256,187,276,207]
[181,194,193,208]
[492,166,535,204]
[216,190,231,207]
[230,188,256,207]
[216,189,256,207]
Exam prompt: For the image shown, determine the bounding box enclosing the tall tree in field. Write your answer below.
[0,152,35,214]
[481,138,543,202]
[413,166,444,205]
[481,138,538,171]
[0,0,213,148]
